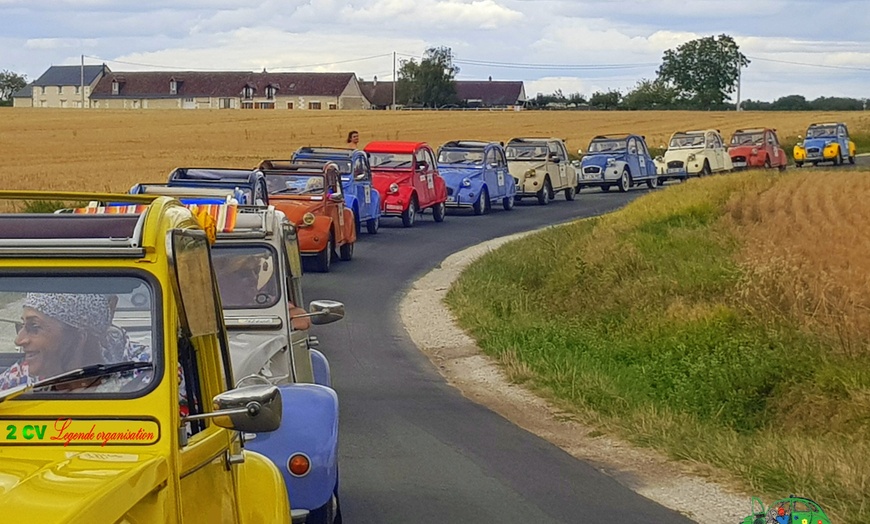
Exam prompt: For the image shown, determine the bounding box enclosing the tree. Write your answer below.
[0,70,27,106]
[589,90,621,110]
[656,34,749,109]
[396,47,459,108]
[770,95,810,111]
[621,79,679,110]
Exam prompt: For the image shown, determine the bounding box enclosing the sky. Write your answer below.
[2,0,869,102]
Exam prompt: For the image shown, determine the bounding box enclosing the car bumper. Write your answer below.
[577,166,621,186]
[445,186,481,207]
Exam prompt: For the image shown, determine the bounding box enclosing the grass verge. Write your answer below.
[446,172,870,523]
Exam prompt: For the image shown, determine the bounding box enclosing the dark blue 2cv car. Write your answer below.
[291,147,382,234]
[166,167,271,204]
[578,134,659,192]
[436,140,517,214]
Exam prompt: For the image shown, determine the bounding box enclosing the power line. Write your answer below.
[395,51,656,71]
[272,53,393,70]
[747,55,870,72]
[84,53,394,72]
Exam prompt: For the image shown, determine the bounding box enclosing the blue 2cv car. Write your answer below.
[166,167,271,204]
[578,134,659,192]
[436,140,517,214]
[291,147,382,234]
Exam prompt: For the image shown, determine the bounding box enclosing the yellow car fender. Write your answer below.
[236,449,291,524]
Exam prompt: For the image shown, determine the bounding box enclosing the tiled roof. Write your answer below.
[12,83,33,98]
[360,80,526,107]
[91,71,357,99]
[33,65,108,87]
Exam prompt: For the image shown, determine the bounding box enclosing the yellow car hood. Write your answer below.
[0,450,169,522]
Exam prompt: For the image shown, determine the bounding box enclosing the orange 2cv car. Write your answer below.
[259,160,356,273]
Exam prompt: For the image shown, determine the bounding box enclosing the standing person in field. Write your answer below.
[346,130,360,148]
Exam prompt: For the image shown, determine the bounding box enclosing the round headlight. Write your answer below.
[606,158,616,166]
[751,148,758,155]
[302,212,316,226]
[461,178,471,187]
[687,153,696,162]
[389,183,399,194]
[524,168,536,179]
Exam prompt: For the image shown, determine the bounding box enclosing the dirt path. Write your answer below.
[399,227,751,523]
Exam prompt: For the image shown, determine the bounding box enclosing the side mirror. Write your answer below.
[309,299,345,325]
[329,193,343,203]
[209,384,282,433]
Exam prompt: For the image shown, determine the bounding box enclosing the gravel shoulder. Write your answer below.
[399,226,751,523]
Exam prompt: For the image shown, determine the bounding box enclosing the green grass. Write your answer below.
[446,173,870,523]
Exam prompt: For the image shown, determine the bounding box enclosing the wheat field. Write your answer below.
[1,108,869,193]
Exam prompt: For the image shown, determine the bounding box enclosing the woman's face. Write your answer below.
[14,307,77,378]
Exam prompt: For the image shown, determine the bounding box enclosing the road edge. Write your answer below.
[398,222,749,523]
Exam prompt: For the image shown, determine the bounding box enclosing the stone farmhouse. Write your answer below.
[88,71,369,110]
[359,78,527,109]
[13,64,110,108]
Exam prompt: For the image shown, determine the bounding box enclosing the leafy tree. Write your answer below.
[770,94,810,111]
[528,89,586,109]
[622,79,679,110]
[656,34,749,109]
[810,96,863,111]
[589,89,621,110]
[739,99,772,111]
[0,70,27,106]
[396,47,459,108]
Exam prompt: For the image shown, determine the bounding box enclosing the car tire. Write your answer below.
[700,161,711,176]
[502,195,514,211]
[764,159,771,169]
[473,187,489,215]
[564,186,576,201]
[401,198,417,227]
[618,169,631,193]
[339,240,353,261]
[366,216,379,234]
[849,155,856,165]
[432,201,446,222]
[646,176,659,189]
[353,207,361,235]
[796,162,803,168]
[314,233,334,273]
[536,179,551,205]
[306,492,340,524]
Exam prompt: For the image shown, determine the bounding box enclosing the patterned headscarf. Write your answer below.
[23,293,112,334]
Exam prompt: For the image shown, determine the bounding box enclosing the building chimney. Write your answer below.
[373,75,378,87]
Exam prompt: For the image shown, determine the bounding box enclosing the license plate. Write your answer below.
[583,173,599,180]
[667,168,683,174]
[732,161,746,168]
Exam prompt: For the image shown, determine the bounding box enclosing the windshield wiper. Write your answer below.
[0,361,153,403]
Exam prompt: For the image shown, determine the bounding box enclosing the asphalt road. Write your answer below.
[301,185,693,524]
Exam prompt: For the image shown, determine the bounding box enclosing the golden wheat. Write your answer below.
[1,108,868,193]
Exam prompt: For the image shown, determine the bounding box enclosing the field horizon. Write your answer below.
[2,108,869,194]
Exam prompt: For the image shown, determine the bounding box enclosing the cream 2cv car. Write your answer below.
[505,137,579,204]
[657,129,733,181]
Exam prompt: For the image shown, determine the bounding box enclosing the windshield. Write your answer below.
[505,143,548,160]
[293,158,352,174]
[587,139,626,154]
[212,245,281,309]
[368,153,413,169]
[806,125,837,138]
[668,133,705,149]
[0,275,157,395]
[730,133,764,146]
[438,148,484,164]
[265,173,325,195]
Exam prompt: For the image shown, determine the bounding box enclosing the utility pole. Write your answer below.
[735,65,742,111]
[81,55,85,109]
[392,51,396,110]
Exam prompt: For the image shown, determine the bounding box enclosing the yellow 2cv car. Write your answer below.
[0,191,291,524]
[505,137,580,204]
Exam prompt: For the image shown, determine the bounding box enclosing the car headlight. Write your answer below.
[655,155,663,162]
[302,212,316,226]
[461,178,471,187]
[388,183,399,194]
[606,158,616,166]
[687,153,696,162]
[524,169,536,179]
[751,148,758,155]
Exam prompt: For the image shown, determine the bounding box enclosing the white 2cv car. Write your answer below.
[656,129,733,181]
[505,137,579,204]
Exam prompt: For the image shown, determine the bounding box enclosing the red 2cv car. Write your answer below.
[728,128,788,171]
[363,141,448,227]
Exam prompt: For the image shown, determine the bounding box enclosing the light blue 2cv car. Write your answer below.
[578,134,659,192]
[436,140,517,214]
